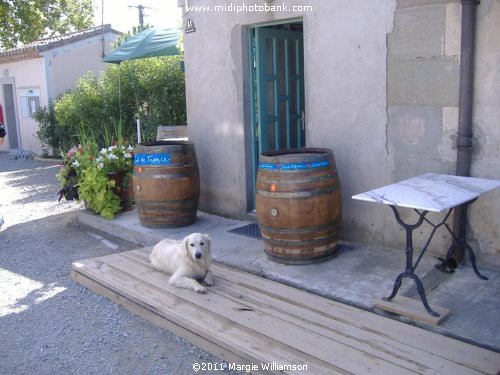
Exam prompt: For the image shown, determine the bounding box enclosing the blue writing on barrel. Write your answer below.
[134,153,171,166]
[259,160,329,170]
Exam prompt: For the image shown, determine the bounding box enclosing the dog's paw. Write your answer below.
[203,279,213,287]
[195,286,207,294]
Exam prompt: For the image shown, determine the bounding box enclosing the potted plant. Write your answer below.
[56,143,134,219]
[77,161,123,219]
[56,145,85,201]
[96,144,134,212]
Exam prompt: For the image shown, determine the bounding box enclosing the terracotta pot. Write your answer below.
[107,171,134,212]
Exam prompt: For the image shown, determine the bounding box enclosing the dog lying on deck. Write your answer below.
[150,233,213,293]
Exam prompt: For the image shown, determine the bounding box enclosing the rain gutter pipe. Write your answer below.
[444,0,479,269]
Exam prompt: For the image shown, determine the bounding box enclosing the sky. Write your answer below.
[93,0,182,33]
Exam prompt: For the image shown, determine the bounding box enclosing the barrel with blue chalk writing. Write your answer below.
[133,141,200,228]
[256,148,342,264]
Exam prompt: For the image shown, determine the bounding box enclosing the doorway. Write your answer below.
[2,83,20,149]
[248,20,305,208]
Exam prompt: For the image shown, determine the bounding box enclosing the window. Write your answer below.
[20,89,40,118]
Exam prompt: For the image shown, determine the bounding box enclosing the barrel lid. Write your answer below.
[137,141,193,147]
[259,148,333,164]
[135,141,195,152]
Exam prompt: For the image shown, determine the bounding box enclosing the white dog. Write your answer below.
[150,233,213,293]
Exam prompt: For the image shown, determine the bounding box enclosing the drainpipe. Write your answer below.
[447,0,479,268]
[101,0,105,59]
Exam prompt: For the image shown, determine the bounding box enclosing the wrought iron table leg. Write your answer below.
[386,205,440,317]
[465,242,488,280]
[384,272,405,301]
[384,271,439,317]
[436,199,488,280]
[408,272,439,317]
[439,241,487,280]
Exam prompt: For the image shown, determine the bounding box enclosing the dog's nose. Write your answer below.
[195,252,202,259]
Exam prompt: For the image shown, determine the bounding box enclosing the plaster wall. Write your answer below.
[0,32,118,154]
[43,33,118,101]
[181,0,499,257]
[0,58,47,153]
[304,1,397,248]
[182,0,397,220]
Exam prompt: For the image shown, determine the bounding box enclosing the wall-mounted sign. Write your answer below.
[19,88,40,118]
[134,153,171,166]
[185,18,196,33]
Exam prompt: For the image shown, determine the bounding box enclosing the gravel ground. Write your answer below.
[0,153,241,375]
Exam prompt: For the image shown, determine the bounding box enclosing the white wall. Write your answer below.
[305,1,397,246]
[181,0,499,257]
[0,58,47,153]
[43,32,118,101]
[184,0,395,217]
[182,0,397,220]
[0,31,119,154]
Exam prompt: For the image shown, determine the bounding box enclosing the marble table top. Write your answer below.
[352,173,500,212]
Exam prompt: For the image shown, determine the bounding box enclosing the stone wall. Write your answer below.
[180,0,500,258]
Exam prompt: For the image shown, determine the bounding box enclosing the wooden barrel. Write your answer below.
[256,148,342,264]
[133,141,200,228]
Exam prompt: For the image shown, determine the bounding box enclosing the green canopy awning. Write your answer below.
[103,28,181,64]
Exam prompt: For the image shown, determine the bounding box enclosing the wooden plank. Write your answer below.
[76,248,500,375]
[71,258,339,375]
[128,247,500,373]
[122,249,488,375]
[72,261,337,375]
[70,270,253,371]
[373,297,451,326]
[204,258,500,374]
[72,259,335,375]
[99,252,415,375]
[210,277,476,374]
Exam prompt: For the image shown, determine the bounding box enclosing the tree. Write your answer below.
[0,0,94,49]
[113,24,152,48]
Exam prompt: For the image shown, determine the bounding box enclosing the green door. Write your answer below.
[250,26,305,161]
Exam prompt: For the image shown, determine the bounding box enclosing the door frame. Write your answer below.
[1,77,21,149]
[245,18,305,211]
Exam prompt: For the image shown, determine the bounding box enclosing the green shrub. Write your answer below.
[37,56,186,151]
[34,100,68,156]
[77,164,122,220]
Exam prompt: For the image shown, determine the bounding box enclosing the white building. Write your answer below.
[0,25,120,154]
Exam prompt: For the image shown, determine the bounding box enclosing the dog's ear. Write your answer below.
[204,234,211,253]
[181,235,190,256]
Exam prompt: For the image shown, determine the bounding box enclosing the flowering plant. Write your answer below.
[96,145,134,174]
[56,145,86,201]
[57,143,135,219]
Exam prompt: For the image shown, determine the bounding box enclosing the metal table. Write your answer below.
[352,173,500,317]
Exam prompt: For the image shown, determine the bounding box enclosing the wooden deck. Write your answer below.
[71,247,500,375]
